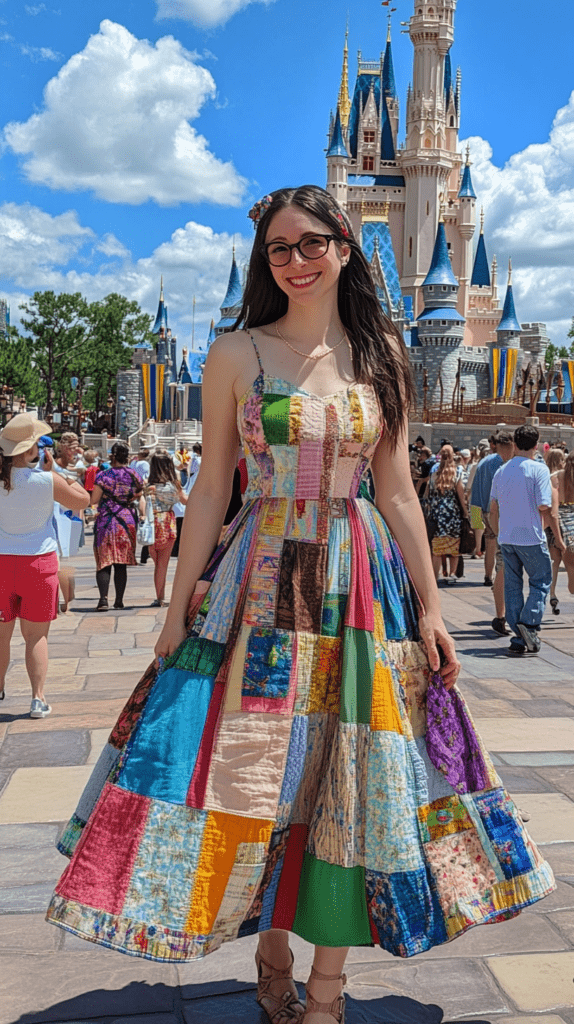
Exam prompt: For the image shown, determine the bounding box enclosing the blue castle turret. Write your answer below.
[215,247,243,336]
[327,106,349,158]
[497,260,522,348]
[471,209,491,288]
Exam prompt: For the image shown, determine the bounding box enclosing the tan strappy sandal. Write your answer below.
[303,966,347,1023]
[255,947,306,1023]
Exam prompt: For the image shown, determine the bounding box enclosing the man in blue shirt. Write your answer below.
[489,425,552,654]
[470,431,514,634]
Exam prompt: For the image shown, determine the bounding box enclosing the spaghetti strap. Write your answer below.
[247,332,264,374]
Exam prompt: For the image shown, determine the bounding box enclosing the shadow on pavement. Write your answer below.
[8,978,494,1024]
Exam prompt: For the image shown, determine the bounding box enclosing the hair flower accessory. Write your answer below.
[248,195,274,227]
[335,210,350,238]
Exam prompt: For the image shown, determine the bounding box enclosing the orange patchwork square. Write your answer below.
[186,810,273,935]
[308,636,342,714]
[370,661,403,733]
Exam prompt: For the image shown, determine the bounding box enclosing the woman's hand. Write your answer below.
[154,619,187,668]
[418,611,460,691]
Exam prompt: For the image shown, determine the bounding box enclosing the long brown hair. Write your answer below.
[0,452,13,493]
[546,448,565,475]
[433,445,458,494]
[563,451,574,503]
[148,449,177,486]
[235,185,414,449]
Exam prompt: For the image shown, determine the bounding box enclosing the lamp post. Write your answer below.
[459,384,466,423]
[0,385,14,426]
[422,368,429,423]
[555,369,565,416]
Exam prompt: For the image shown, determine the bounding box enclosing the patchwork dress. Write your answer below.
[47,339,555,962]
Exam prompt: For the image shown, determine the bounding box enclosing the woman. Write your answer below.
[0,414,88,716]
[53,431,86,612]
[48,187,554,1024]
[547,451,574,614]
[466,442,488,558]
[91,442,143,611]
[146,450,187,606]
[427,444,467,584]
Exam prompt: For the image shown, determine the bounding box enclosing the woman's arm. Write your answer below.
[544,479,566,551]
[370,425,460,689]
[90,484,103,508]
[456,476,468,515]
[45,449,90,513]
[154,337,244,661]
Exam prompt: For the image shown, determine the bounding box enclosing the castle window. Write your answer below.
[441,285,448,292]
[364,130,375,144]
[408,237,413,258]
[426,201,430,215]
[363,156,375,171]
[450,116,455,127]
[441,321,448,326]
[424,138,431,149]
[428,286,434,292]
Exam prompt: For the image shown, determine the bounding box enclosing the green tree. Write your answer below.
[0,327,43,405]
[80,294,153,414]
[544,341,572,368]
[19,291,88,414]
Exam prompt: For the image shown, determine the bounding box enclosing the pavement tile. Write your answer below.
[0,765,93,823]
[76,617,117,633]
[0,769,12,795]
[345,959,509,1017]
[88,635,135,651]
[0,845,65,886]
[498,752,574,767]
[7,704,124,733]
[0,730,89,769]
[540,842,574,880]
[0,881,56,913]
[3,678,85,697]
[458,677,535,700]
[0,823,60,849]
[487,951,574,1011]
[77,654,150,674]
[531,881,574,914]
[463,698,525,718]
[490,1018,568,1024]
[0,913,61,951]
[497,767,555,793]
[550,909,574,945]
[473,717,574,752]
[87,728,111,764]
[459,653,571,682]
[43,643,91,659]
[87,649,123,658]
[136,633,158,646]
[82,671,142,689]
[507,793,574,843]
[0,956,179,1024]
[113,616,157,632]
[536,766,574,800]
[515,699,574,717]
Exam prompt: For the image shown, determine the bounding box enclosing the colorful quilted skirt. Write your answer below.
[47,358,555,961]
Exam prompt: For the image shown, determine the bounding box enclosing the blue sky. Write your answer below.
[1,0,574,352]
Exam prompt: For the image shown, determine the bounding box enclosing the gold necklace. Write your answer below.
[274,320,346,361]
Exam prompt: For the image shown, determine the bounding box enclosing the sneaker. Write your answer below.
[30,698,51,719]
[517,622,541,653]
[484,576,493,587]
[492,617,511,637]
[449,574,458,585]
[507,642,526,656]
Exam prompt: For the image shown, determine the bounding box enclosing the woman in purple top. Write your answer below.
[92,442,144,611]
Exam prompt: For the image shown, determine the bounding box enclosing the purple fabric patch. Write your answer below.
[425,674,491,794]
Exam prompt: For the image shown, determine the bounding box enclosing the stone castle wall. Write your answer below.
[409,343,491,406]
[116,370,141,441]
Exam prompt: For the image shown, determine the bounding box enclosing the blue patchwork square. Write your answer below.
[243,628,293,699]
[366,867,448,956]
[473,788,534,879]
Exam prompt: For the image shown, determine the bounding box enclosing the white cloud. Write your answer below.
[20,43,61,61]
[0,201,251,349]
[25,4,47,14]
[3,20,247,206]
[463,91,574,344]
[155,0,273,29]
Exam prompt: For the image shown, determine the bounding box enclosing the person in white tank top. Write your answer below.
[0,414,89,718]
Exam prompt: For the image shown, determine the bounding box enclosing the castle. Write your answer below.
[324,0,550,408]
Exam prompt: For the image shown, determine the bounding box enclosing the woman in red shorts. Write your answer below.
[0,414,89,718]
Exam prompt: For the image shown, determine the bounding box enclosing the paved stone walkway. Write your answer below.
[1,537,573,1023]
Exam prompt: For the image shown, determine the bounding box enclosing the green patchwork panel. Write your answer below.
[292,852,372,946]
[321,593,347,637]
[261,395,291,446]
[167,636,226,676]
[340,626,375,724]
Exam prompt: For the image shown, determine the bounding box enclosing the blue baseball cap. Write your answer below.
[38,435,54,447]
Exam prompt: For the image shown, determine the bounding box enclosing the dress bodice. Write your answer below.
[237,345,383,501]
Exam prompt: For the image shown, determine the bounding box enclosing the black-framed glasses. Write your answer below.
[260,234,339,267]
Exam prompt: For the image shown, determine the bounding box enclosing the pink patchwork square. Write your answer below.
[296,441,323,499]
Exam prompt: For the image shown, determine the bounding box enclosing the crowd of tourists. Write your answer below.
[415,426,573,653]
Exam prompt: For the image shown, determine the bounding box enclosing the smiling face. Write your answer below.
[264,205,349,305]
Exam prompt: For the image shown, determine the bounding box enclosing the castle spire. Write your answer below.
[382,15,397,101]
[423,220,458,288]
[337,22,351,130]
[497,259,522,338]
[471,209,490,287]
[458,145,476,198]
[221,246,242,314]
[152,277,168,335]
[327,105,349,158]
